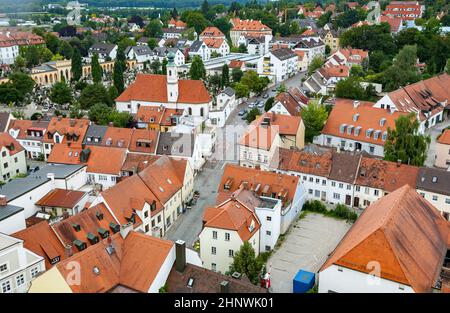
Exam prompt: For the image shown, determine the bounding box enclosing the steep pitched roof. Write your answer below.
[416,167,450,197]
[321,99,405,146]
[328,151,361,183]
[13,221,65,270]
[48,144,127,175]
[55,231,173,293]
[200,26,225,38]
[320,185,449,293]
[203,197,260,242]
[438,130,450,145]
[275,148,332,177]
[240,123,278,150]
[253,113,302,136]
[116,74,211,104]
[0,132,24,156]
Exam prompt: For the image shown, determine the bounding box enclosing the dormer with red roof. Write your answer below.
[0,132,27,181]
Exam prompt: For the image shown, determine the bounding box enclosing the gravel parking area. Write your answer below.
[268,213,352,293]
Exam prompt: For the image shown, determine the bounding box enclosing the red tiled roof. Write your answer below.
[229,60,244,69]
[438,130,450,145]
[275,148,332,177]
[231,18,271,32]
[200,26,225,38]
[48,144,127,175]
[253,113,302,136]
[321,99,405,146]
[321,185,449,293]
[0,132,24,156]
[240,123,278,150]
[55,231,174,293]
[203,37,225,49]
[8,119,50,140]
[204,197,260,242]
[116,74,211,104]
[13,221,65,270]
[36,188,87,209]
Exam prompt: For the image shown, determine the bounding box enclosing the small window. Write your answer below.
[0,263,8,273]
[211,247,216,255]
[1,281,11,293]
[225,233,230,241]
[212,231,217,239]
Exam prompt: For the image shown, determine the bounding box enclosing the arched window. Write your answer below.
[200,108,204,117]
[188,107,192,115]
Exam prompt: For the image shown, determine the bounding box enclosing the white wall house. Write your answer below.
[0,233,45,293]
[259,48,298,83]
[0,43,19,65]
[0,138,27,182]
[207,87,237,128]
[189,41,211,62]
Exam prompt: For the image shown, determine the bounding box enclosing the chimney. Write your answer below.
[353,100,360,108]
[120,222,133,239]
[0,195,7,206]
[47,173,55,182]
[65,244,73,257]
[220,280,229,293]
[175,239,186,272]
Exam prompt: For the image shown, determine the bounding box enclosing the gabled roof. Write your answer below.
[0,112,10,132]
[253,113,302,136]
[438,130,450,145]
[13,221,65,269]
[385,74,450,121]
[116,74,211,104]
[416,167,450,197]
[240,123,278,150]
[275,148,332,178]
[200,26,225,38]
[48,144,127,175]
[89,43,117,55]
[274,92,302,116]
[0,132,24,156]
[320,185,449,293]
[218,164,299,206]
[156,132,195,158]
[231,18,271,32]
[203,197,261,242]
[52,203,117,250]
[271,48,297,61]
[128,129,159,154]
[8,119,50,140]
[328,151,362,183]
[203,38,226,49]
[54,231,173,293]
[321,99,405,146]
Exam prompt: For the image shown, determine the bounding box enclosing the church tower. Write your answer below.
[166,51,179,103]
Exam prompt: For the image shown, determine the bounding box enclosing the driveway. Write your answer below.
[425,119,450,167]
[267,213,352,293]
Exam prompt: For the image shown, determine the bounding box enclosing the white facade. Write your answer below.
[319,264,414,293]
[0,44,19,65]
[315,134,385,157]
[254,198,281,253]
[417,189,450,221]
[0,209,26,235]
[0,233,45,293]
[240,134,281,170]
[259,51,298,83]
[207,90,237,128]
[148,244,175,293]
[87,172,118,190]
[199,226,260,274]
[189,42,211,62]
[0,147,27,182]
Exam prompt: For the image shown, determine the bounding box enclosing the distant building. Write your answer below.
[435,130,450,169]
[230,18,272,47]
[0,133,27,182]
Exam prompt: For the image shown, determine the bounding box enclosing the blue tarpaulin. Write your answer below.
[293,269,315,293]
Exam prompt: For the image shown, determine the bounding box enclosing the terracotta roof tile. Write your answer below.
[322,98,405,146]
[275,148,332,177]
[253,113,302,136]
[0,132,24,156]
[437,129,450,145]
[13,221,65,269]
[321,185,450,292]
[128,129,159,154]
[116,74,211,104]
[200,26,225,38]
[36,188,87,209]
[240,124,278,150]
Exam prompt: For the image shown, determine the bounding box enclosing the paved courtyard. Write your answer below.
[268,213,352,293]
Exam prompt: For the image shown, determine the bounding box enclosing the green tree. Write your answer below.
[335,77,365,100]
[79,83,111,109]
[221,64,230,87]
[234,82,249,98]
[302,100,329,143]
[91,54,103,83]
[9,72,35,98]
[58,40,73,59]
[445,58,450,75]
[13,55,26,72]
[113,48,126,94]
[276,83,287,95]
[308,56,324,76]
[147,38,157,50]
[382,45,421,91]
[238,43,248,53]
[88,103,113,125]
[384,113,430,166]
[264,97,275,112]
[245,107,260,123]
[231,68,243,82]
[189,56,206,80]
[108,110,133,127]
[145,19,163,38]
[50,81,73,104]
[185,11,208,34]
[108,85,119,102]
[71,48,83,82]
[227,241,263,285]
[240,71,268,94]
[150,59,161,74]
[162,58,168,75]
[24,45,40,68]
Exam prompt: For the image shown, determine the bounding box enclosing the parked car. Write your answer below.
[238,109,247,116]
[257,102,265,109]
[262,94,269,99]
[248,102,256,109]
